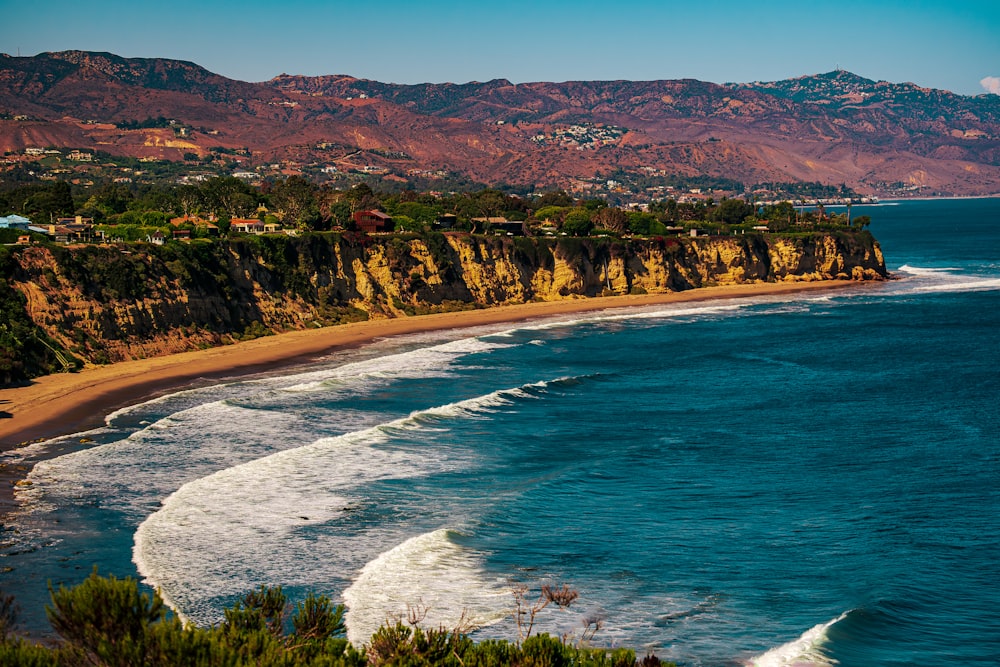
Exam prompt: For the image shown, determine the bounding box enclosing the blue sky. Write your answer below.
[2,0,998,95]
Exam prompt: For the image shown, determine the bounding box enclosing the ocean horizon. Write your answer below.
[2,198,998,666]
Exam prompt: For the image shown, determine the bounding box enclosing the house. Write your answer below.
[149,231,165,246]
[29,225,73,244]
[171,214,220,236]
[491,221,526,236]
[435,214,458,229]
[230,218,266,234]
[353,210,393,233]
[172,229,191,240]
[56,217,97,243]
[472,217,525,236]
[0,214,32,230]
[25,219,97,244]
[57,215,94,226]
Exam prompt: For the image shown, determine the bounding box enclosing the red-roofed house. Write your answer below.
[353,210,393,233]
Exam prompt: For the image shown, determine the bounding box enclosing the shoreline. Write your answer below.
[0,280,861,516]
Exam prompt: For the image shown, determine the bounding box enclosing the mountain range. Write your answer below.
[2,50,1000,196]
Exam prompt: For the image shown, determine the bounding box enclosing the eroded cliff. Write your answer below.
[1,231,886,381]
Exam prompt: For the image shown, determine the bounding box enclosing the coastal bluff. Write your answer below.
[2,231,886,382]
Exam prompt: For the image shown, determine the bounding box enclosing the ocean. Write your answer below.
[2,198,998,666]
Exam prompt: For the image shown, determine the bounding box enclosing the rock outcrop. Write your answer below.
[3,231,886,377]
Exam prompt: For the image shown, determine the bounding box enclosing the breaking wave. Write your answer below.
[132,377,575,626]
[342,529,509,646]
[747,612,849,667]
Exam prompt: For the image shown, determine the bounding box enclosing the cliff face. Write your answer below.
[4,231,886,375]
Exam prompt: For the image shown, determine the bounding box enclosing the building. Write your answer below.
[0,214,32,230]
[170,214,220,236]
[472,217,525,236]
[492,221,526,236]
[231,218,266,234]
[353,210,393,233]
[435,213,458,229]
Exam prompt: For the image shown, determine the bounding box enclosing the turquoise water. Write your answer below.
[2,199,999,665]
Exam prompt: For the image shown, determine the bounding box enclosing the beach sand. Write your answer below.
[0,280,859,515]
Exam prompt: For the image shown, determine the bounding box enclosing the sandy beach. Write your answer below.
[0,280,859,515]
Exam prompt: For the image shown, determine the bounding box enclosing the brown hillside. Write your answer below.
[3,51,1000,194]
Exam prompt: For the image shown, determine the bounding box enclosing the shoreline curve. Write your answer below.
[0,280,865,517]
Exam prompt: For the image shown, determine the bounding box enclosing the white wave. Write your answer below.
[889,264,1000,295]
[483,303,750,340]
[342,529,509,646]
[747,612,848,667]
[132,378,562,626]
[280,337,513,393]
[9,332,522,539]
[895,264,962,275]
[12,400,311,523]
[911,277,1000,293]
[102,382,232,424]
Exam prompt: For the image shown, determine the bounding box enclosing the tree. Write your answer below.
[201,177,258,219]
[711,198,753,225]
[472,189,508,219]
[534,190,574,208]
[46,570,167,667]
[562,209,594,236]
[534,205,569,224]
[390,201,440,225]
[176,185,204,217]
[592,207,628,233]
[626,211,664,235]
[19,182,76,221]
[270,176,318,230]
[344,183,379,213]
[92,183,135,216]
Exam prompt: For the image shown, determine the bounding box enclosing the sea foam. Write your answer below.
[747,612,848,667]
[132,378,566,627]
[342,529,509,646]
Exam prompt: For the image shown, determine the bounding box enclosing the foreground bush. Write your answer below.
[1,572,674,666]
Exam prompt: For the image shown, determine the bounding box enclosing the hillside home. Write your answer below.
[231,218,266,234]
[435,213,458,229]
[353,210,393,233]
[171,214,220,236]
[472,217,525,236]
[492,221,526,236]
[0,214,32,230]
